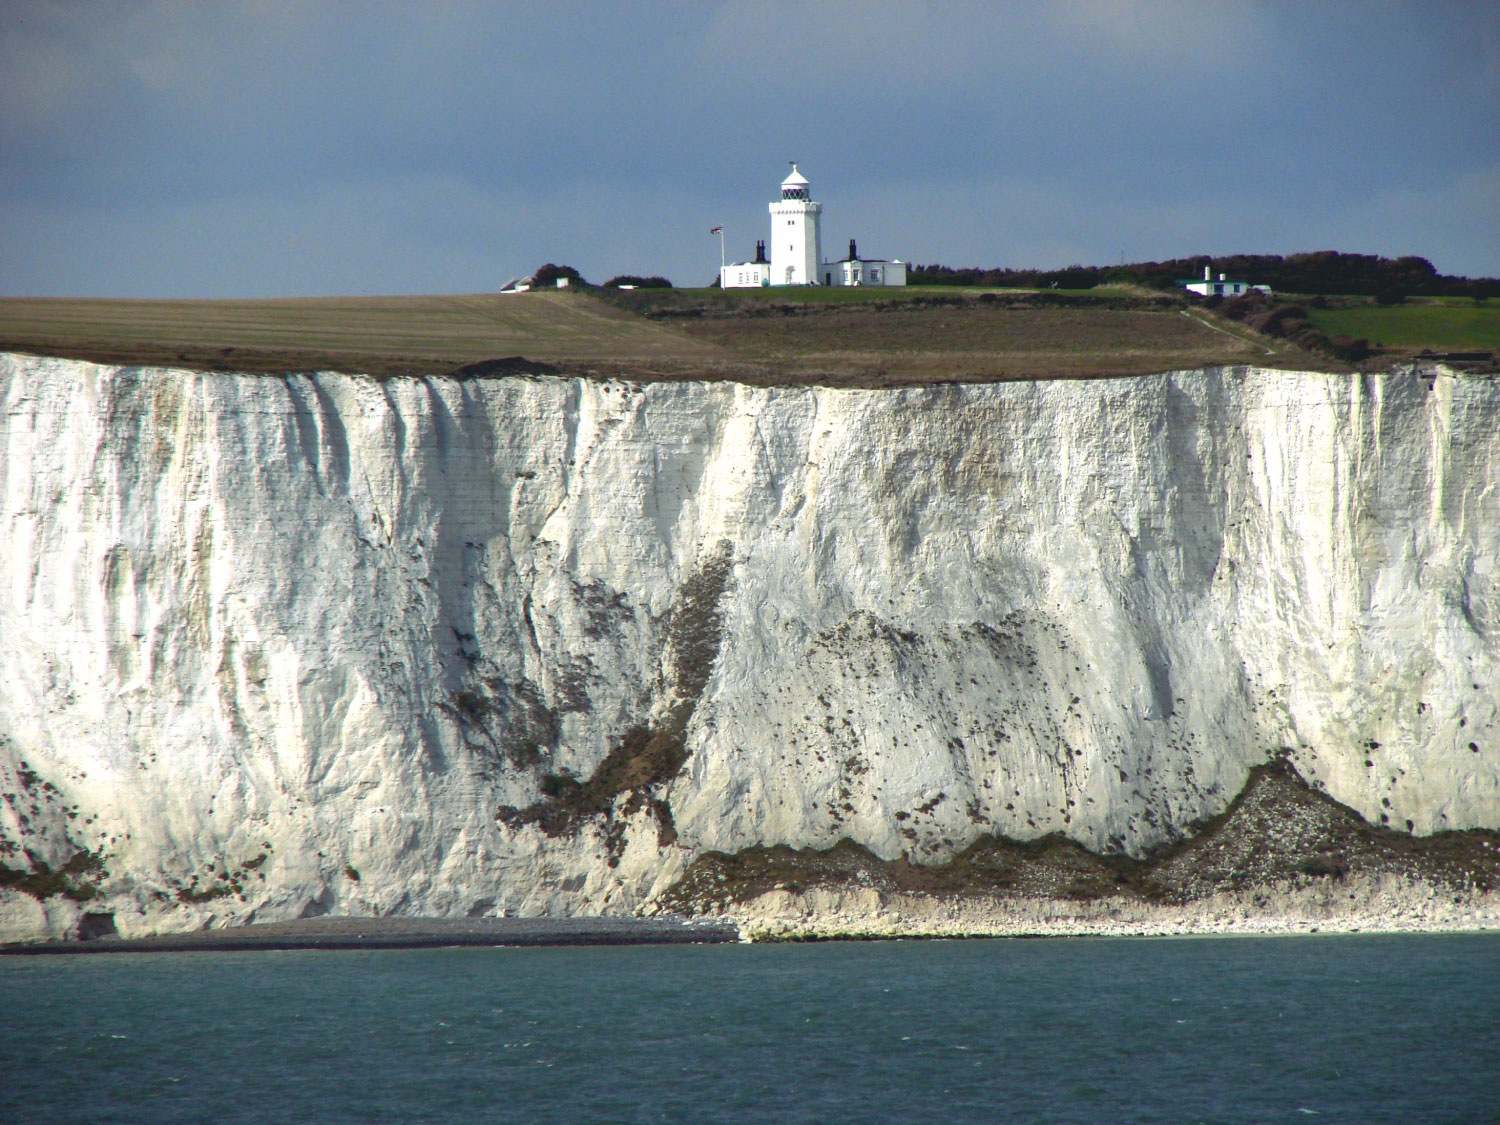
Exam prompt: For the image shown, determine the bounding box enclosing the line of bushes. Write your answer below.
[1217,293,1371,363]
[909,251,1500,300]
[527,264,675,290]
[601,274,673,289]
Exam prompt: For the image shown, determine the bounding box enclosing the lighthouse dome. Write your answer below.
[780,163,811,201]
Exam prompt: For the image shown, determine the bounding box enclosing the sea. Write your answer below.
[2,933,1497,1124]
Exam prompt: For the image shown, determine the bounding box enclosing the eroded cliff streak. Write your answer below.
[1,354,1496,940]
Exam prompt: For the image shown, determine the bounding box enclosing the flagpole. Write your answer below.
[710,225,726,284]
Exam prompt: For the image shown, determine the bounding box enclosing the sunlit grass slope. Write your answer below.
[1305,299,1500,352]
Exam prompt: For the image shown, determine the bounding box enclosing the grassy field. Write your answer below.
[668,301,1292,383]
[0,292,735,380]
[0,287,1340,385]
[600,286,1324,383]
[1304,298,1500,352]
[602,283,1151,310]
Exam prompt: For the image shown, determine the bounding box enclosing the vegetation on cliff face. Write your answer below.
[0,849,107,903]
[660,761,1500,915]
[497,543,736,864]
[1,752,110,903]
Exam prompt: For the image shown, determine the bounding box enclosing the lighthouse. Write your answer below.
[768,163,822,286]
[718,164,905,288]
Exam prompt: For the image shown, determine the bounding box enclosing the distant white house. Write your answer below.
[720,164,906,288]
[500,274,573,294]
[1181,265,1270,298]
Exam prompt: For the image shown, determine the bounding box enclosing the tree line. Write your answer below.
[908,251,1499,299]
[529,263,673,290]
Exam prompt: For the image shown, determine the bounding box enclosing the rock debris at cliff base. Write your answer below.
[659,761,1500,915]
[1,353,1496,943]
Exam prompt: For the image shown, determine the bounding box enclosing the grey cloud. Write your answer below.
[1,0,1496,296]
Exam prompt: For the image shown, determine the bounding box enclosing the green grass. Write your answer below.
[1305,299,1500,351]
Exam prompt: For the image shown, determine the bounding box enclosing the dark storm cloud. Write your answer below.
[2,0,1496,296]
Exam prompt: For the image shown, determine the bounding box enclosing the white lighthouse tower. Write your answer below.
[769,163,822,286]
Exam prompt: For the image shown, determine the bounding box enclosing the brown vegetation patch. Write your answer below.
[0,849,107,903]
[497,545,735,863]
[502,719,692,839]
[609,288,1327,383]
[1,753,111,902]
[659,761,1500,914]
[682,305,1278,383]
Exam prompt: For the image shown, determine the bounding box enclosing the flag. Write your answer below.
[709,226,723,235]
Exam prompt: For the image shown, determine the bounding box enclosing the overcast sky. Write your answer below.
[3,1,1497,297]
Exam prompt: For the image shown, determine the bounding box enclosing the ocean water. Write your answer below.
[2,933,1497,1124]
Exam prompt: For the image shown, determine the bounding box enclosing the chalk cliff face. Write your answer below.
[1,353,1496,940]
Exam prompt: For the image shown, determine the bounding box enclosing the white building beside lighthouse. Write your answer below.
[720,164,906,288]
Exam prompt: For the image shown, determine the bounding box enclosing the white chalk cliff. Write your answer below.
[1,353,1496,940]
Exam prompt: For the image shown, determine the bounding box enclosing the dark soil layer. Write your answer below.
[0,915,738,955]
[659,762,1500,914]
